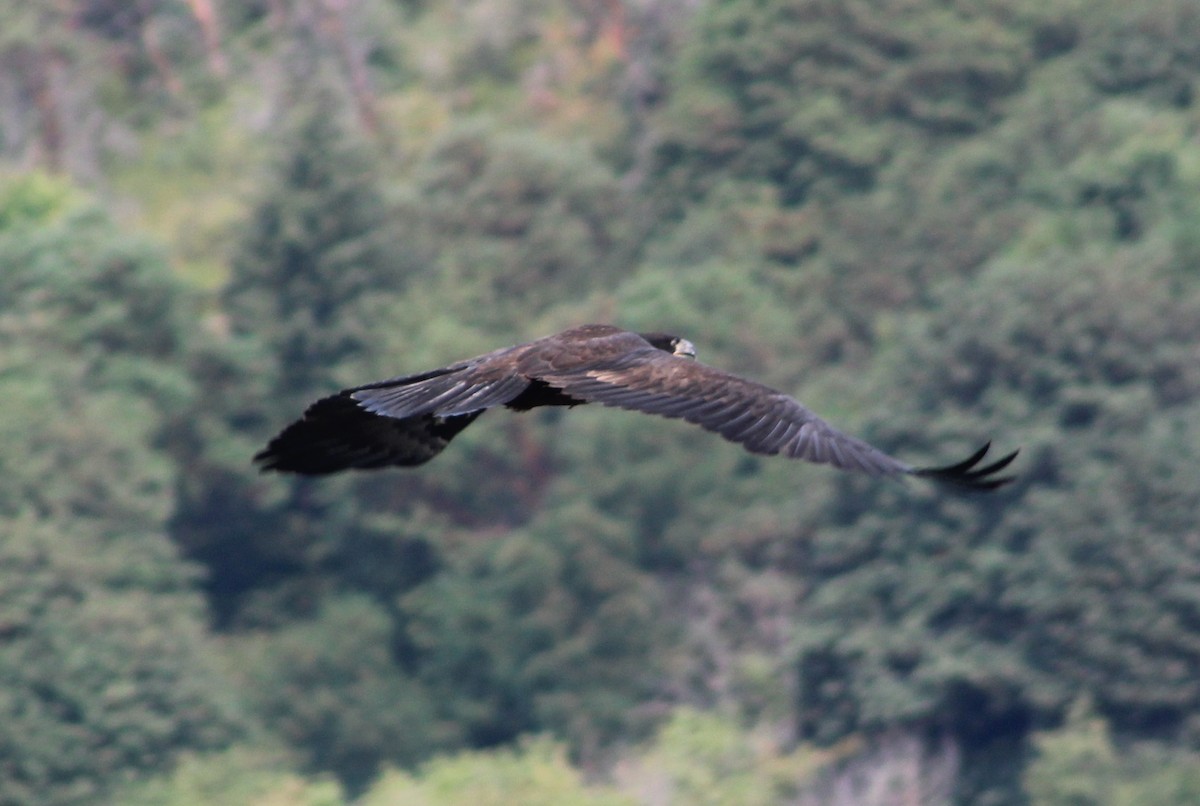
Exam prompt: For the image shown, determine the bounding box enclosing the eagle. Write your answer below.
[255,324,1016,490]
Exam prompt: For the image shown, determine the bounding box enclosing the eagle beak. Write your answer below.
[674,338,697,359]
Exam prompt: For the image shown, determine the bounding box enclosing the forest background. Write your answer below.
[3,0,1200,804]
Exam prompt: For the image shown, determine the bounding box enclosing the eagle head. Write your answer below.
[640,332,697,359]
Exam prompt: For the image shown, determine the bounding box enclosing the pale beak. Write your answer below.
[674,338,697,359]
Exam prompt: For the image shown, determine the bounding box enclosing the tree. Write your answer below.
[0,518,244,806]
[221,86,405,404]
[362,737,635,806]
[0,175,246,805]
[648,0,1049,211]
[613,708,832,806]
[401,501,665,757]
[394,119,638,330]
[223,596,444,790]
[1025,699,1200,806]
[793,245,1200,802]
[177,83,414,624]
[114,744,342,806]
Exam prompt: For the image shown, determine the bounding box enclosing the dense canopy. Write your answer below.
[6,0,1200,803]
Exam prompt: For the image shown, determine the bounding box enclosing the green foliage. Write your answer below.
[794,247,1200,801]
[222,596,444,788]
[0,171,79,229]
[185,100,656,785]
[9,3,1200,805]
[394,119,638,329]
[190,6,1200,796]
[361,737,635,806]
[0,184,246,805]
[613,708,827,806]
[1080,0,1200,103]
[1025,700,1200,806]
[109,103,264,289]
[402,502,665,752]
[114,745,343,806]
[0,517,244,806]
[0,174,198,561]
[222,88,407,402]
[176,84,421,630]
[651,0,1049,210]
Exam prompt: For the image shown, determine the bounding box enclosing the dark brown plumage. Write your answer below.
[255,324,1017,490]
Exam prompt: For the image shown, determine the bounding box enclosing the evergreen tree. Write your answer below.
[174,89,556,785]
[402,502,665,755]
[1025,699,1200,806]
[649,0,1051,211]
[177,83,416,624]
[0,175,246,805]
[793,246,1200,802]
[394,119,637,330]
[223,596,443,790]
[222,86,409,404]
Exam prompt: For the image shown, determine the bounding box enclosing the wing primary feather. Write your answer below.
[808,430,829,464]
[681,399,735,424]
[800,423,830,462]
[911,443,1019,491]
[826,439,848,469]
[435,377,531,415]
[353,376,529,418]
[722,412,773,443]
[754,420,796,455]
[741,420,785,454]
[596,389,661,407]
[787,425,812,461]
[409,381,470,409]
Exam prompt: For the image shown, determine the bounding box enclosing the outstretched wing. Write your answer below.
[532,348,1016,489]
[344,325,644,421]
[348,348,535,419]
[254,345,537,474]
[253,394,482,474]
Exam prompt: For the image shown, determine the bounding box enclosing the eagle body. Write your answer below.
[255,324,1015,490]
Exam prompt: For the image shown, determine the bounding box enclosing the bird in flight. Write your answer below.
[255,324,1016,490]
